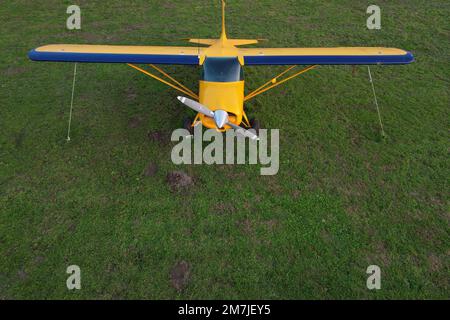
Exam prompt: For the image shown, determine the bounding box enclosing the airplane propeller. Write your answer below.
[177,96,259,141]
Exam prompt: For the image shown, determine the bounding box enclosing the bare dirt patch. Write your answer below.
[148,130,169,144]
[81,32,120,42]
[34,256,45,265]
[121,24,145,33]
[162,2,176,9]
[167,171,194,192]
[320,230,333,244]
[417,227,440,246]
[262,219,279,231]
[17,269,27,281]
[3,66,27,76]
[287,16,299,24]
[170,261,190,292]
[372,241,391,267]
[428,254,443,272]
[345,204,361,216]
[267,177,283,195]
[237,219,254,235]
[212,202,236,215]
[14,128,26,149]
[125,87,138,100]
[128,116,142,129]
[143,162,158,177]
[68,222,77,233]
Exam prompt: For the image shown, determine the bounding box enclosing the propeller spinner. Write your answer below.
[213,110,229,129]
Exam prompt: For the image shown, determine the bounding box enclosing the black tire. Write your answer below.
[250,118,261,135]
[183,117,194,135]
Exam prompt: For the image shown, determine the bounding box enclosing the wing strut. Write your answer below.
[127,64,199,100]
[367,66,386,138]
[66,63,78,142]
[244,65,318,102]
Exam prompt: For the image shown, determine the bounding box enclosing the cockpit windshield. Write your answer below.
[201,57,243,82]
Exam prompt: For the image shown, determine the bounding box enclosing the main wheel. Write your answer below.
[250,118,261,135]
[183,117,194,135]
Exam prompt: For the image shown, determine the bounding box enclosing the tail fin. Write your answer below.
[221,0,227,40]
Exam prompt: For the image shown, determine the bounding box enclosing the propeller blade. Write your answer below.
[177,97,259,140]
[177,96,214,118]
[227,122,259,141]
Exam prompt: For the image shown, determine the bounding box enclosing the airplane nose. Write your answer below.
[213,110,229,129]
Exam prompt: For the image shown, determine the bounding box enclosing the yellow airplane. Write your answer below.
[29,1,414,140]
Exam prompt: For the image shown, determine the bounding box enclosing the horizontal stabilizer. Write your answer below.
[228,39,259,46]
[188,39,217,46]
[188,39,259,46]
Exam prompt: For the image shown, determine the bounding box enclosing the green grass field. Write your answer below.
[1,0,448,299]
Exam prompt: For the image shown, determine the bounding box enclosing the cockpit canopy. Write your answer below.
[201,57,244,82]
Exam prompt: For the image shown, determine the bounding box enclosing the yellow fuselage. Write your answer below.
[198,80,245,130]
